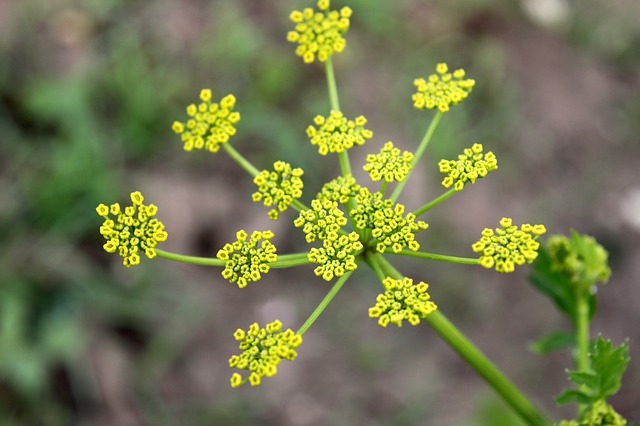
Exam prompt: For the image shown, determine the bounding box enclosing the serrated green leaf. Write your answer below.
[558,337,630,407]
[530,331,575,355]
[566,370,598,390]
[556,389,593,405]
[589,337,630,399]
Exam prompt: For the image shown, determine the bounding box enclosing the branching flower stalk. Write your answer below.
[94,1,632,425]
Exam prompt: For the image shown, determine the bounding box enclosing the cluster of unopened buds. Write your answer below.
[97,0,547,391]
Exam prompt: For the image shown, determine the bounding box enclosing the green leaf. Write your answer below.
[529,247,575,317]
[557,337,630,406]
[566,370,599,390]
[589,337,630,399]
[556,389,592,405]
[530,331,575,355]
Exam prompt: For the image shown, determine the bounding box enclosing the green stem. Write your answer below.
[155,249,225,267]
[326,58,353,178]
[391,110,444,202]
[388,249,480,266]
[297,270,354,336]
[291,199,309,213]
[379,181,389,197]
[268,253,311,269]
[365,251,386,281]
[222,143,260,177]
[370,254,550,426]
[338,151,353,177]
[575,294,590,415]
[325,57,363,240]
[325,57,341,112]
[413,188,456,217]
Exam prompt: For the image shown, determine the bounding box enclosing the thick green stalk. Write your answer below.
[391,110,444,202]
[389,249,480,266]
[297,270,354,336]
[575,294,590,415]
[222,143,260,177]
[370,254,550,426]
[156,249,225,267]
[413,188,456,217]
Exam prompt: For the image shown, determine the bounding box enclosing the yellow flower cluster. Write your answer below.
[412,63,475,113]
[438,143,498,191]
[252,161,304,220]
[229,320,302,388]
[473,218,546,273]
[319,174,361,205]
[216,230,277,288]
[351,188,428,253]
[557,400,627,426]
[171,89,240,153]
[286,0,352,64]
[369,277,437,327]
[308,232,362,281]
[363,141,414,183]
[294,199,348,243]
[96,191,168,268]
[306,111,373,155]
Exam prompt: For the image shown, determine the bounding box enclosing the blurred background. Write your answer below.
[1,0,639,424]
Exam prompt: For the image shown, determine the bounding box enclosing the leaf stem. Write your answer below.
[379,181,389,197]
[413,188,456,217]
[222,143,260,178]
[325,56,363,240]
[391,110,444,202]
[297,270,354,336]
[370,254,550,426]
[155,249,225,267]
[575,294,590,415]
[387,249,480,266]
[268,253,311,269]
[325,57,341,112]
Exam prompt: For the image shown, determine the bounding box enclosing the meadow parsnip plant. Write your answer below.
[96,1,633,425]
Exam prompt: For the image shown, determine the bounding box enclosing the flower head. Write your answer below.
[308,232,362,281]
[369,277,437,327]
[252,161,304,220]
[438,143,498,191]
[171,89,240,153]
[96,191,168,267]
[473,218,546,273]
[217,230,278,288]
[351,188,428,253]
[363,141,414,183]
[556,400,627,426]
[287,0,352,63]
[229,320,302,387]
[306,111,373,155]
[412,63,475,112]
[319,174,361,205]
[294,198,348,243]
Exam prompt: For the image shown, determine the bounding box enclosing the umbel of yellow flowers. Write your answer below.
[287,0,352,63]
[96,191,168,267]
